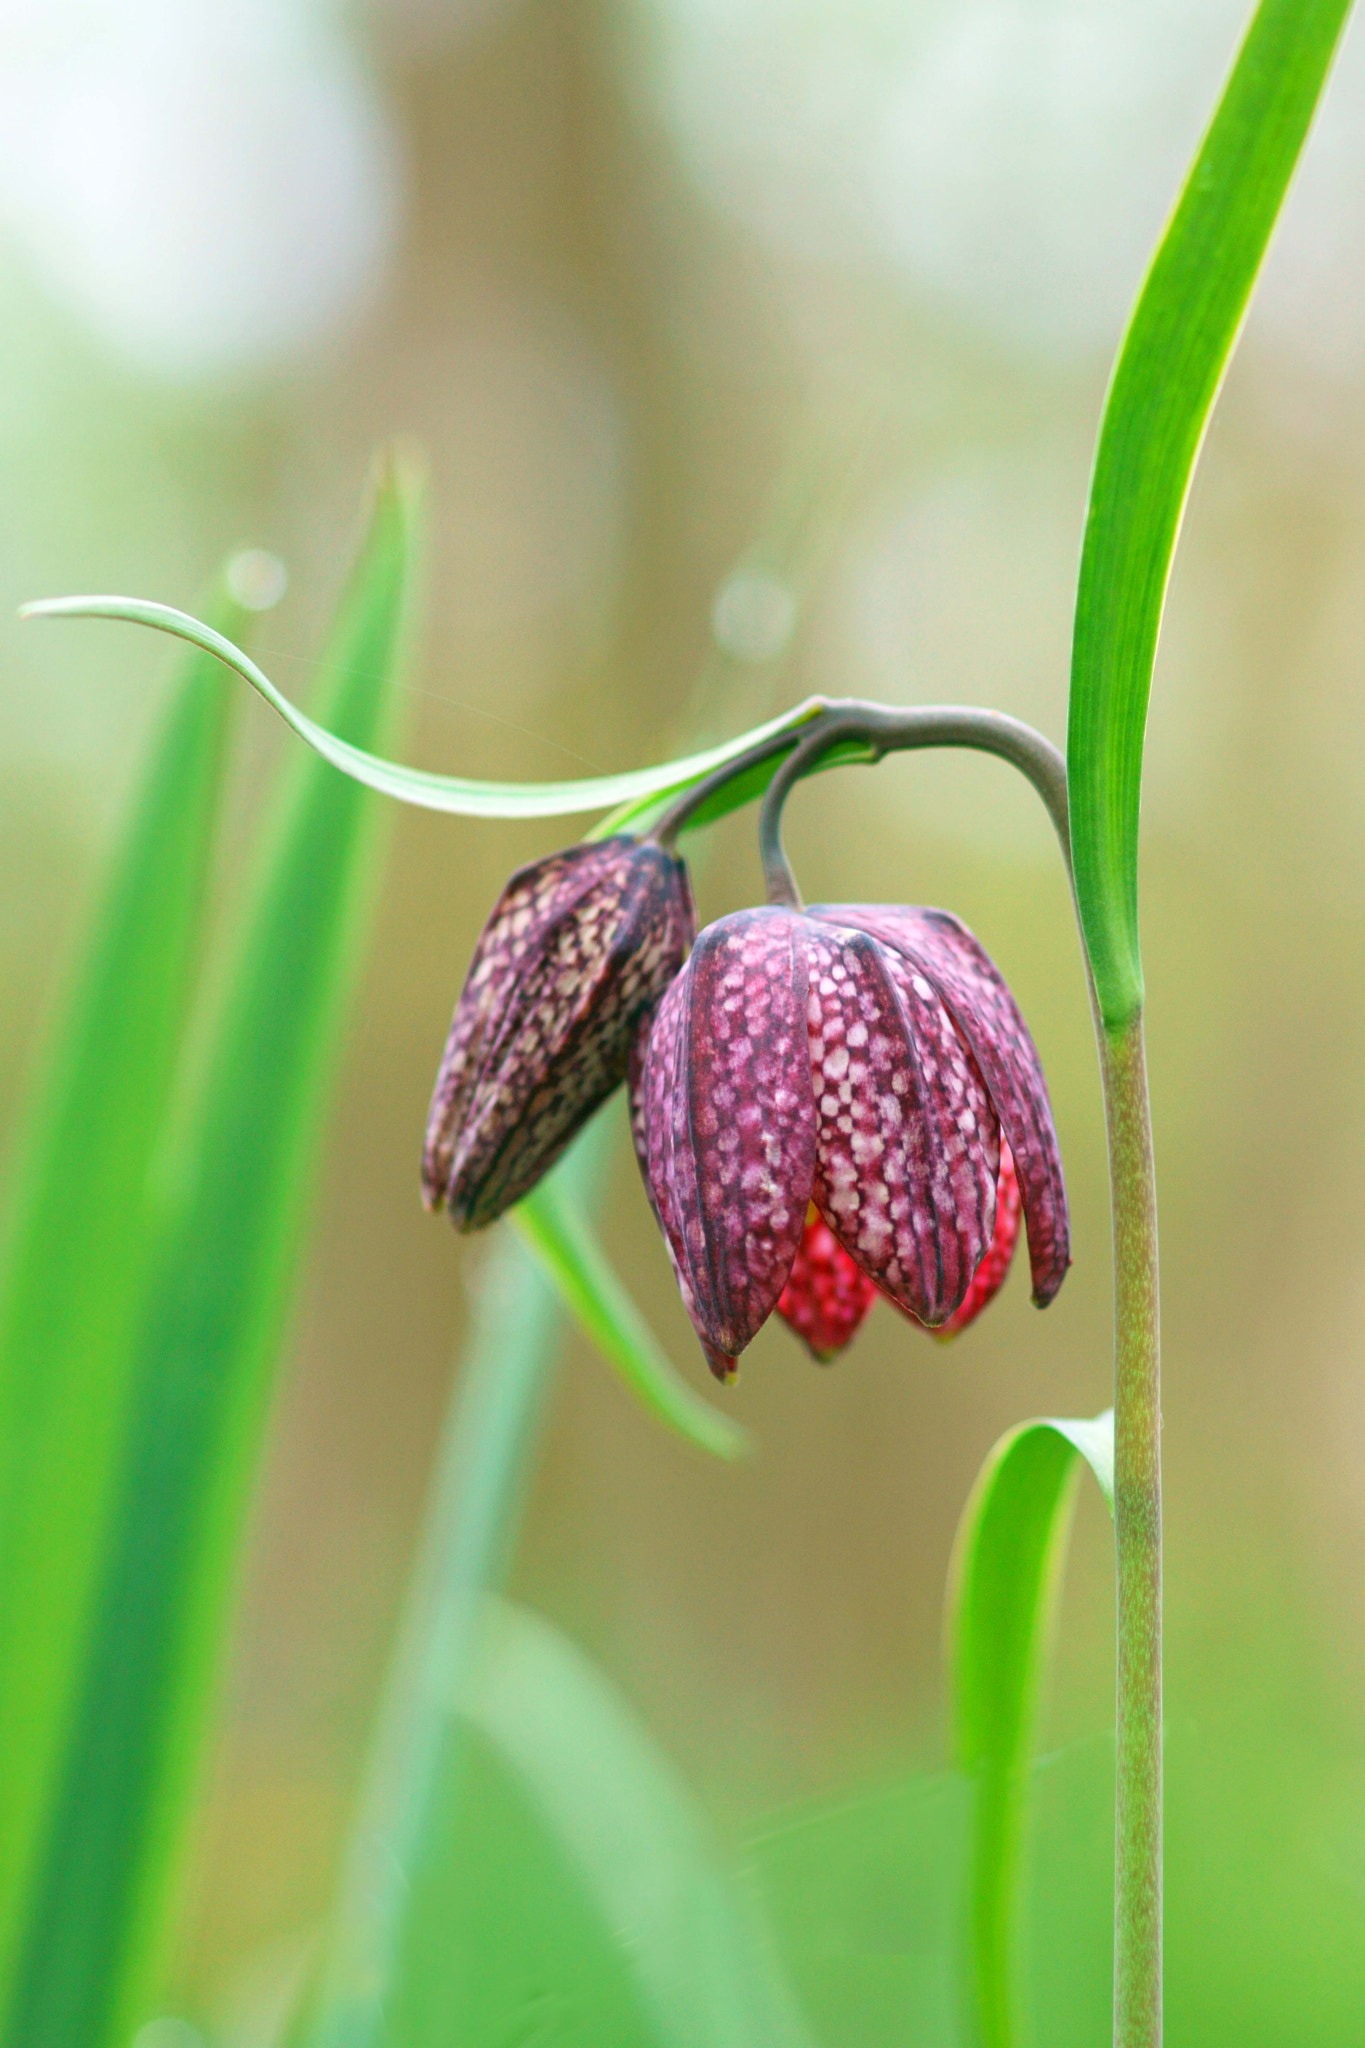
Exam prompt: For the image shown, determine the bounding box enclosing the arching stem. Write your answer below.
[755,701,1070,907]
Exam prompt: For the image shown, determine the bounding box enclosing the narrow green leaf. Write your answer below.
[21,593,823,822]
[393,1597,817,2048]
[946,1412,1114,2048]
[1068,0,1352,1026]
[0,582,246,2008]
[1,449,424,2048]
[511,1144,748,1463]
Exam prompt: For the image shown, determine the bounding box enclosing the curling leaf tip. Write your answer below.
[21,594,821,824]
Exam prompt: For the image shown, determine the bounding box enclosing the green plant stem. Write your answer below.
[650,697,1071,867]
[1099,1015,1161,2048]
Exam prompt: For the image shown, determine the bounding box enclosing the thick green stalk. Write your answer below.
[1099,1016,1161,2048]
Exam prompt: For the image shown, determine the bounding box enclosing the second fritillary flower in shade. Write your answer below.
[423,835,695,1229]
[631,902,1068,1379]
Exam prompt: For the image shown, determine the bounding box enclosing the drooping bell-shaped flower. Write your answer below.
[631,902,1067,1378]
[424,835,695,1228]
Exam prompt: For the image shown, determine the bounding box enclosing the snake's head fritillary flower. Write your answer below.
[631,902,1067,1379]
[424,835,695,1229]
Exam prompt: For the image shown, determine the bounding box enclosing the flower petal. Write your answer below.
[777,1206,880,1362]
[936,1139,1022,1337]
[631,1004,739,1387]
[813,905,1069,1306]
[803,923,998,1326]
[427,837,693,1226]
[639,908,817,1364]
[424,842,603,1206]
[626,1014,654,1193]
[635,975,695,1294]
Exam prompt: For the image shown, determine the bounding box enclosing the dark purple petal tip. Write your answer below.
[424,835,694,1228]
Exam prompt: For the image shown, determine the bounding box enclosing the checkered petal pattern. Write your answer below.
[424,836,695,1228]
[633,900,1065,1375]
[811,905,1069,1306]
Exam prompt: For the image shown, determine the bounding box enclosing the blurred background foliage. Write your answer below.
[2,0,1365,2041]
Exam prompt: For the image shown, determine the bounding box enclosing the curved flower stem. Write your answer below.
[754,703,1070,907]
[649,697,1071,868]
[649,723,822,847]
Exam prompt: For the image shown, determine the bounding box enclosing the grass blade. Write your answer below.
[511,1144,748,1463]
[394,1596,817,2048]
[1,449,423,2048]
[295,1129,605,2048]
[1067,0,1352,1027]
[749,1770,972,2048]
[0,581,247,2010]
[299,1118,751,2048]
[947,1412,1114,2048]
[20,594,823,822]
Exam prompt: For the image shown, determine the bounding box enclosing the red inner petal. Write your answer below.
[777,1207,879,1362]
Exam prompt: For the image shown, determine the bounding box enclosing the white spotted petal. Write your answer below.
[425,836,695,1227]
[804,924,998,1327]
[635,896,1068,1373]
[814,904,1070,1305]
[638,909,818,1371]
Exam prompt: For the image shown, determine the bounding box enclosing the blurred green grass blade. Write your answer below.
[299,1121,750,2048]
[747,1742,1124,2048]
[1067,0,1351,1026]
[21,593,823,822]
[389,1597,816,2048]
[749,1770,972,2048]
[1,449,424,2048]
[0,581,247,2009]
[511,1147,748,1463]
[295,1130,605,2048]
[947,1412,1113,2048]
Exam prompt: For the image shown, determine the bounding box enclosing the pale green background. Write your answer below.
[2,0,1364,2034]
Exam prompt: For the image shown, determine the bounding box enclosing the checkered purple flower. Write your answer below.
[630,901,1068,1379]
